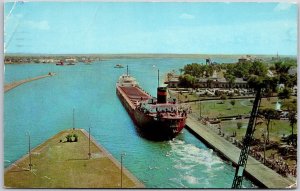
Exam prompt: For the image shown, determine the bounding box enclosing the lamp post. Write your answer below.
[120,152,126,188]
[88,127,91,159]
[26,132,32,171]
[73,108,75,130]
[262,130,266,164]
[199,100,202,120]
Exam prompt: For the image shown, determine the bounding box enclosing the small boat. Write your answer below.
[84,59,92,64]
[67,62,75,65]
[114,64,124,68]
[56,61,64,66]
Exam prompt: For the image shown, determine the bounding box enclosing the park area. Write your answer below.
[175,90,297,179]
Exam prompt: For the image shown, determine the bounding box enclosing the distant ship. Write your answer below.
[116,66,187,140]
[56,61,64,66]
[114,64,124,68]
[84,59,92,64]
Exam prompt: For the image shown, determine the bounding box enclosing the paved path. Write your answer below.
[185,116,295,188]
[4,73,55,93]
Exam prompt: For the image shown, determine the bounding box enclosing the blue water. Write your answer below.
[4,58,256,188]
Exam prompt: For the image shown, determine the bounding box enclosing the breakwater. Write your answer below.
[4,73,55,92]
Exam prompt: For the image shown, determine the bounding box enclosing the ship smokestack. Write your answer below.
[157,87,167,104]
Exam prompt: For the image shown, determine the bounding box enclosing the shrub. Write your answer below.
[230,100,236,107]
[73,134,78,142]
[66,134,72,142]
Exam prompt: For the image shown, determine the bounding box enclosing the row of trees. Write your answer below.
[178,60,297,99]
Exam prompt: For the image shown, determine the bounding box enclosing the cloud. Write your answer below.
[274,3,293,11]
[25,20,50,30]
[179,13,195,20]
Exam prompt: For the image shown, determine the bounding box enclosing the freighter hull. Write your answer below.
[116,84,186,140]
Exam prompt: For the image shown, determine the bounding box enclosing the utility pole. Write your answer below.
[88,127,91,159]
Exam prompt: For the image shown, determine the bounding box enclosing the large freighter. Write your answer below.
[116,67,187,140]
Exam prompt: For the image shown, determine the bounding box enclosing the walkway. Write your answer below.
[185,116,295,188]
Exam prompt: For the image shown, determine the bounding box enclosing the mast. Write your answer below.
[158,69,160,88]
[127,65,128,76]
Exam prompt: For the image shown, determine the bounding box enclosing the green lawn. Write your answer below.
[190,99,253,118]
[220,119,296,143]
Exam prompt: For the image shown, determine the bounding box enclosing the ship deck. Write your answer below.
[119,86,151,106]
[118,85,186,120]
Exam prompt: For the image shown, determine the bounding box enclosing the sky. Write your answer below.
[3,2,298,55]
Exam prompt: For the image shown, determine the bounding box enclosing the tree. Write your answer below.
[183,63,202,77]
[207,65,214,77]
[288,111,297,146]
[247,75,265,89]
[282,99,297,111]
[259,108,277,144]
[282,99,297,146]
[275,61,292,74]
[178,74,196,88]
[225,73,236,88]
[249,60,267,77]
[278,87,291,100]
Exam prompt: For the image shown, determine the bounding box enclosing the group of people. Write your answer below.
[212,123,297,178]
[248,146,297,177]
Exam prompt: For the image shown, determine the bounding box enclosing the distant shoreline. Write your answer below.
[4,53,296,65]
[4,53,296,58]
